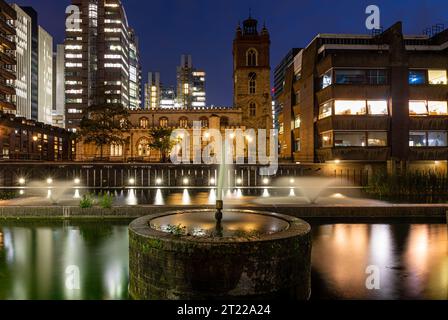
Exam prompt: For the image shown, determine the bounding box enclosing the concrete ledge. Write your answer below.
[0,204,447,220]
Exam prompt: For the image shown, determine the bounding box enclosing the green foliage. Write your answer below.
[148,127,176,162]
[166,224,187,237]
[367,171,448,199]
[0,191,17,200]
[78,104,131,158]
[79,194,94,209]
[99,193,114,209]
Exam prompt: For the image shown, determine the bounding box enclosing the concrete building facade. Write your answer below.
[279,22,448,172]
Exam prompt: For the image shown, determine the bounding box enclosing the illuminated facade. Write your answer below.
[279,22,448,170]
[128,28,141,110]
[38,26,53,125]
[176,55,206,109]
[0,0,16,113]
[65,0,140,131]
[11,5,31,119]
[144,72,160,109]
[233,16,273,130]
[52,44,65,128]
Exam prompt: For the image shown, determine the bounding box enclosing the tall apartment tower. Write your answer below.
[176,55,206,109]
[233,16,272,130]
[0,0,16,113]
[11,5,31,119]
[20,7,38,121]
[64,0,139,131]
[38,26,53,125]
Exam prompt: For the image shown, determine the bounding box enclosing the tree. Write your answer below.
[148,127,176,163]
[79,104,131,159]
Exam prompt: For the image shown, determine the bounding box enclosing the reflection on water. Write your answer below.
[0,222,129,300]
[311,223,448,300]
[0,221,446,300]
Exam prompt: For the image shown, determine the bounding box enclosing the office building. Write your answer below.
[65,0,139,131]
[279,22,448,171]
[53,44,65,128]
[145,71,160,109]
[273,48,301,129]
[20,6,38,121]
[176,54,206,109]
[11,5,31,119]
[129,28,141,110]
[38,26,52,125]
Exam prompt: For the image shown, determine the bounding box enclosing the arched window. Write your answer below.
[247,49,258,67]
[200,116,209,128]
[159,117,168,128]
[249,102,257,117]
[179,117,189,128]
[139,117,149,129]
[137,138,150,157]
[249,72,257,94]
[110,143,123,157]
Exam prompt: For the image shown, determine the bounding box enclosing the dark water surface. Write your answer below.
[0,220,446,300]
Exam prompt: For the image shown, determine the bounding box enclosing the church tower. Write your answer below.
[233,16,272,130]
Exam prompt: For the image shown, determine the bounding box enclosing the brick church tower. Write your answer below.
[233,16,273,130]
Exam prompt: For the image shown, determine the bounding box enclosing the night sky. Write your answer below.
[11,0,448,106]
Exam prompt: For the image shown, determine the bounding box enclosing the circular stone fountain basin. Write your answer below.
[129,210,312,300]
[150,210,290,238]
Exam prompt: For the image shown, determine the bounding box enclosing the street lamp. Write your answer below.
[129,178,135,185]
[18,178,25,185]
[46,178,53,185]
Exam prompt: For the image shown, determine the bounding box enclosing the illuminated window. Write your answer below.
[368,132,388,147]
[428,101,448,115]
[294,116,301,129]
[428,132,447,147]
[367,101,388,115]
[334,100,366,115]
[137,138,150,156]
[428,70,447,85]
[409,101,428,116]
[319,102,332,119]
[408,131,448,147]
[159,117,168,128]
[321,132,333,148]
[409,132,427,147]
[321,70,332,89]
[110,144,123,157]
[179,117,188,128]
[249,102,256,117]
[335,69,365,84]
[409,70,426,85]
[247,49,258,67]
[279,123,284,134]
[139,117,149,129]
[249,72,256,94]
[334,132,367,147]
